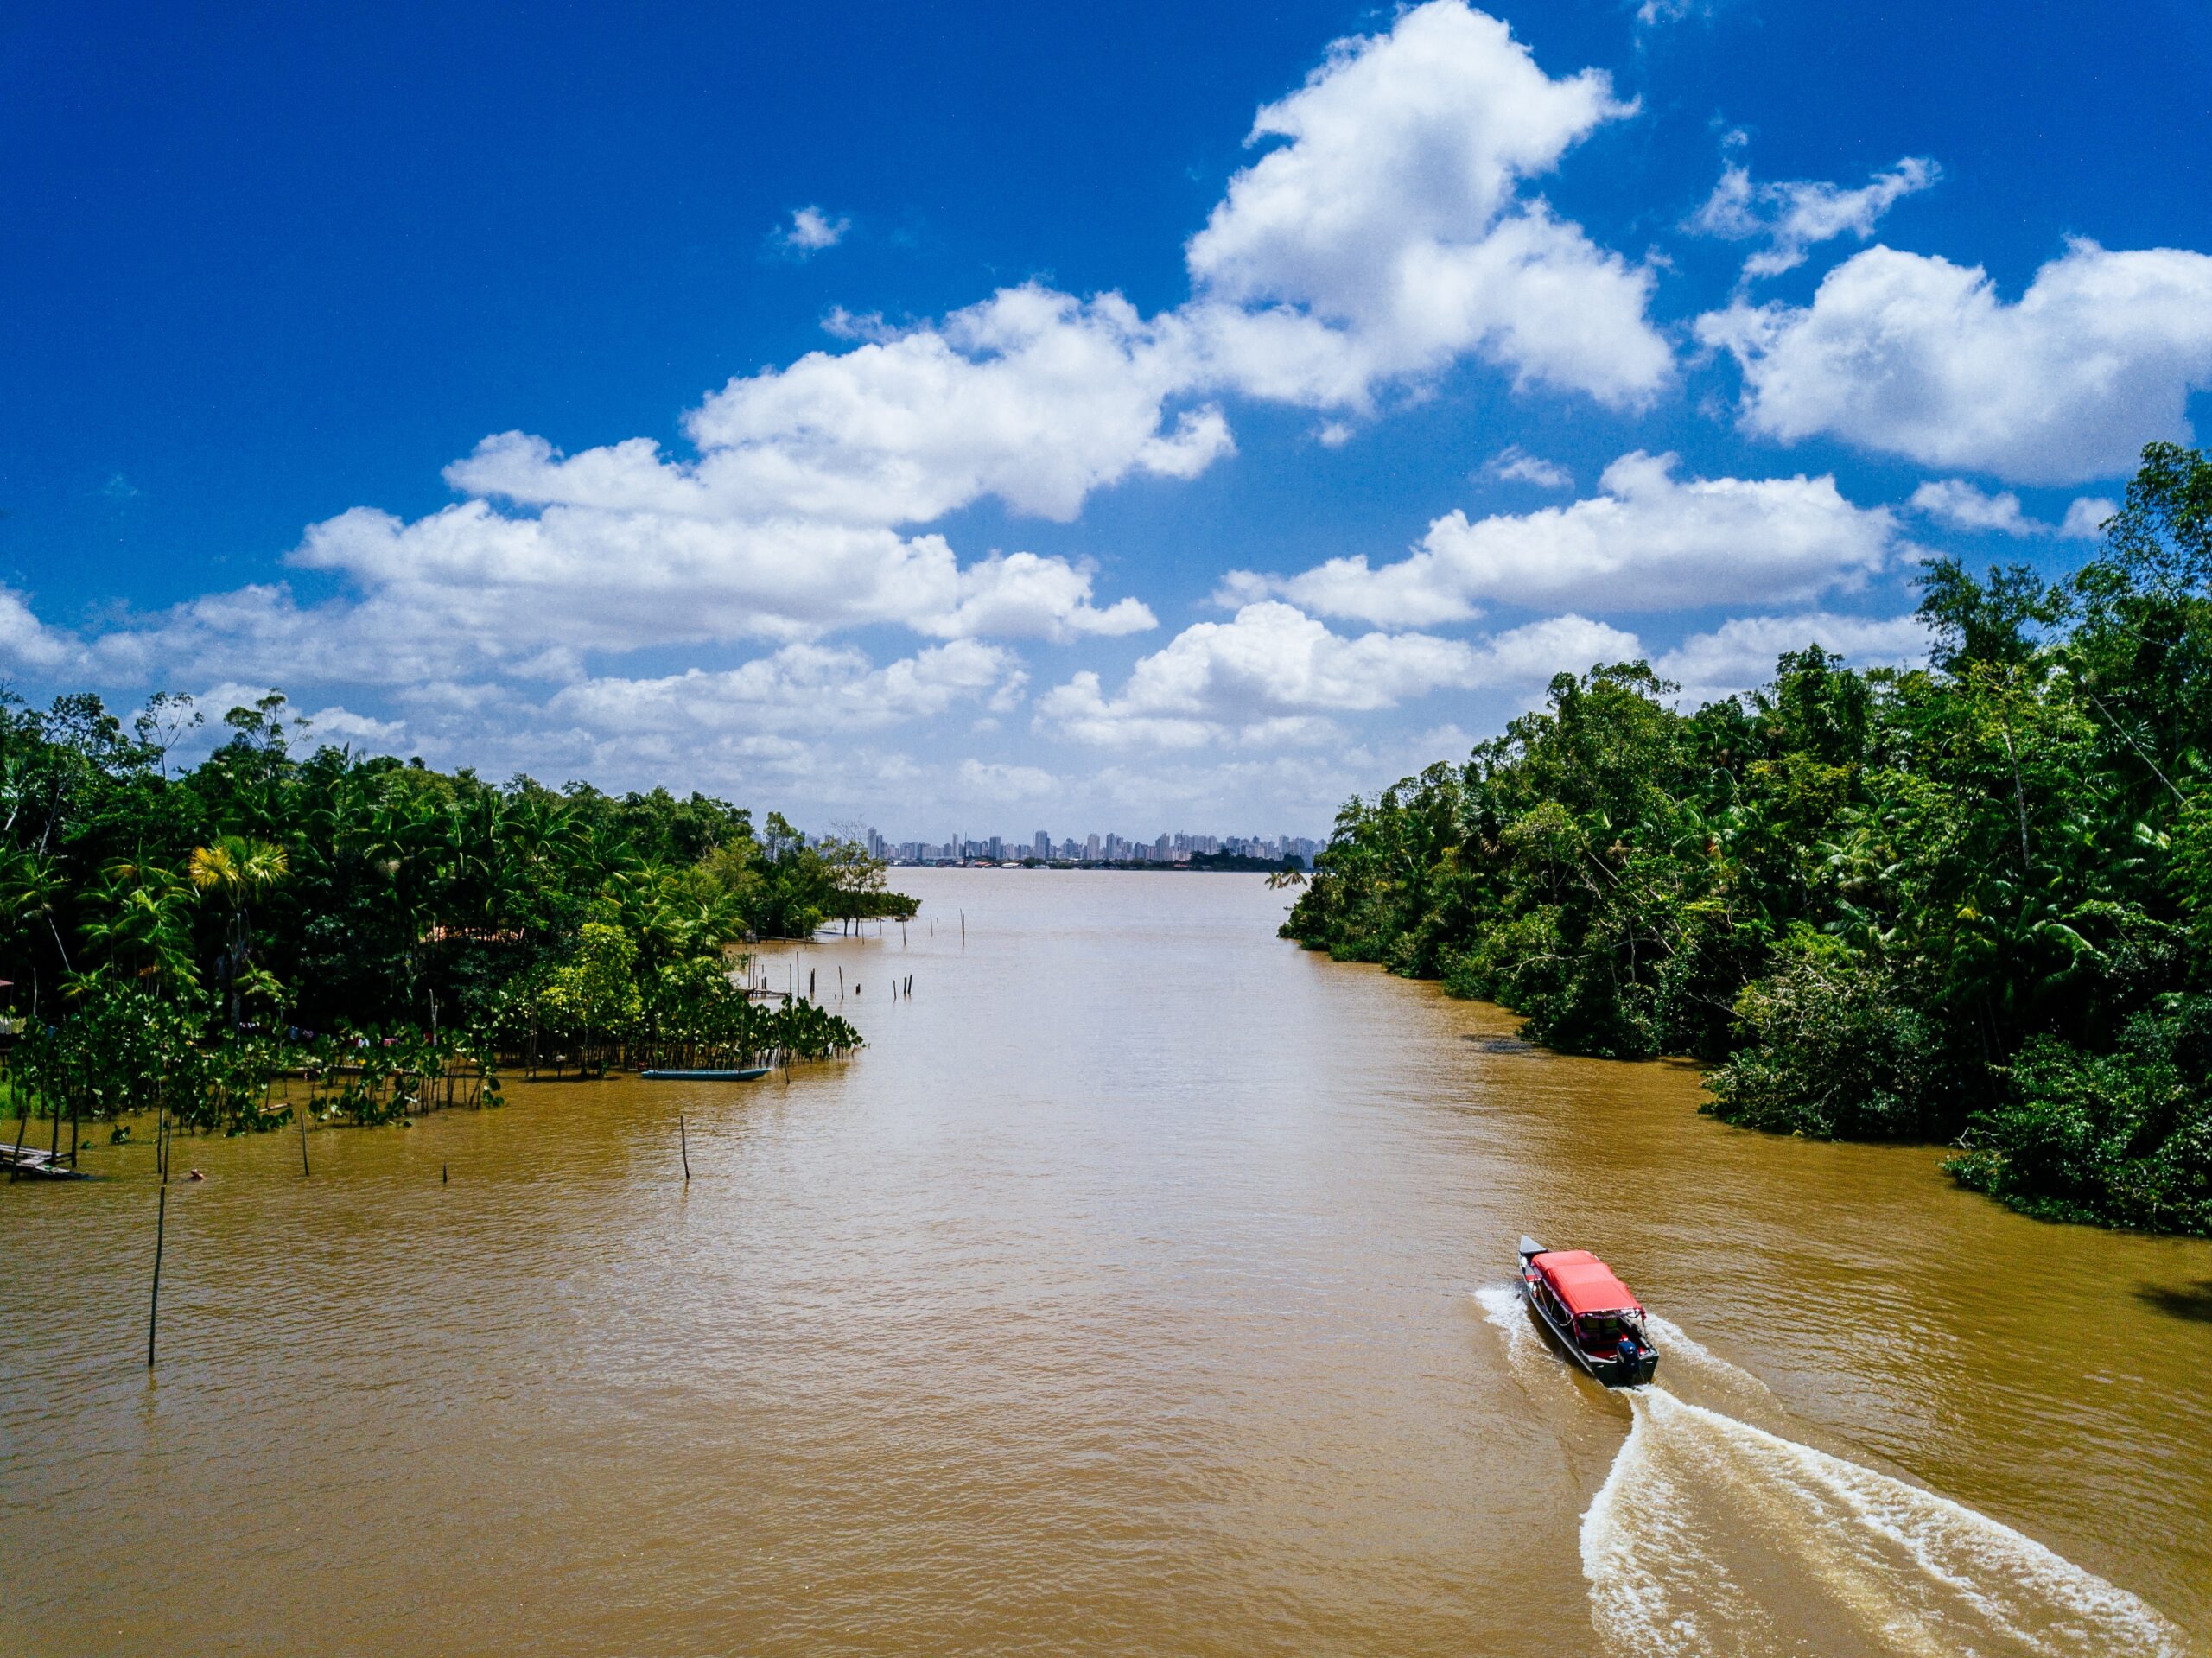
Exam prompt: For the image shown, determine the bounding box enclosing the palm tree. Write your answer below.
[188,835,289,1029]
[79,861,200,990]
[0,846,71,1017]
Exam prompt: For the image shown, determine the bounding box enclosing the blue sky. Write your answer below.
[5,0,2211,838]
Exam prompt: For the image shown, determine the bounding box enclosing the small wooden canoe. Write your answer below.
[1518,1235,1658,1387]
[638,1067,770,1082]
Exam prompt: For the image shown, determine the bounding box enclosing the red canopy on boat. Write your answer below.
[1532,1251,1643,1317]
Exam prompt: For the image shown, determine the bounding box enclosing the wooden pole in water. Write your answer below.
[298,1096,311,1177]
[147,1185,167,1369]
[442,1161,448,1185]
[8,1094,29,1183]
[678,1112,690,1182]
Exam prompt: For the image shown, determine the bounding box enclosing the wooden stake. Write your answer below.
[148,1185,168,1369]
[8,1096,29,1184]
[442,1161,448,1185]
[679,1112,690,1182]
[298,1099,311,1177]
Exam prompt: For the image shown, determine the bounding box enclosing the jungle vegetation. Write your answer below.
[1,706,901,1147]
[1283,443,2212,1236]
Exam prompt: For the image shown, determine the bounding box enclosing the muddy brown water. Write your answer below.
[3,870,2208,1656]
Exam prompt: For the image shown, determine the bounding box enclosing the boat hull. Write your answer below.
[638,1068,770,1082]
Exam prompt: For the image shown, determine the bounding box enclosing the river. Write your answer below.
[3,869,2208,1655]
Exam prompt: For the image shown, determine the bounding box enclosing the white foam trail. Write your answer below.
[1474,1281,1580,1394]
[1581,1388,2186,1657]
[1642,1312,1769,1394]
[1473,1283,1535,1352]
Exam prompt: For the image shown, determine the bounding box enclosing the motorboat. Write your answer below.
[1517,1235,1658,1387]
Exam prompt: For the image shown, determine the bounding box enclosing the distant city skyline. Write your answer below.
[833,826,1319,867]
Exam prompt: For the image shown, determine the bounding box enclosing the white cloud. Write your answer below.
[1484,444,1572,488]
[299,704,409,748]
[957,758,1058,801]
[1038,601,1638,748]
[1654,612,1931,708]
[2060,497,2118,541]
[1183,0,1669,409]
[938,553,1156,641]
[1253,451,1897,625]
[1907,478,2115,542]
[775,206,849,254]
[549,639,1025,736]
[0,588,81,674]
[1908,479,2040,537]
[1700,239,2212,483]
[1691,153,1937,282]
[22,3,1679,718]
[445,287,1229,532]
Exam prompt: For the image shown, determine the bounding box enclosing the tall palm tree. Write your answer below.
[188,835,289,1029]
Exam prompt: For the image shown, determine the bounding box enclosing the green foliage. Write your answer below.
[1946,1001,2212,1234]
[1704,935,1948,1139]
[0,689,894,1128]
[537,920,644,1043]
[1282,443,2212,1235]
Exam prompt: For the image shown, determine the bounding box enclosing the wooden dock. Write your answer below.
[2,1144,92,1180]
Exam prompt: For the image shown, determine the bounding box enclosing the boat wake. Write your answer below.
[1476,1285,2186,1655]
[1582,1388,2187,1658]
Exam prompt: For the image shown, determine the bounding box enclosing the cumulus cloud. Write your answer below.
[1907,479,2044,537]
[1038,602,1638,747]
[2,3,1767,832]
[957,758,1058,801]
[1654,611,1931,708]
[1248,451,1897,626]
[549,639,1025,735]
[677,287,1231,524]
[2060,497,2117,540]
[0,588,82,674]
[1183,0,1669,410]
[1908,478,2113,541]
[299,704,410,747]
[22,3,1675,720]
[1484,444,1572,488]
[1691,150,1937,282]
[775,206,849,254]
[1700,239,2212,483]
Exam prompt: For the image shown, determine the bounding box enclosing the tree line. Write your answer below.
[1283,443,2212,1236]
[2,700,906,1147]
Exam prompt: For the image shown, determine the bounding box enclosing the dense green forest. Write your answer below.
[1285,444,2212,1236]
[1,700,907,1143]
